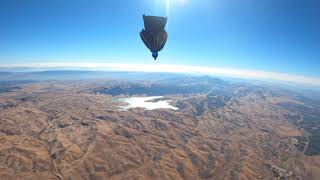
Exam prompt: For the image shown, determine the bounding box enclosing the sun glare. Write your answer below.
[165,0,186,16]
[166,0,170,16]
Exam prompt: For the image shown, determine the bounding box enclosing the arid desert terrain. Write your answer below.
[0,71,319,180]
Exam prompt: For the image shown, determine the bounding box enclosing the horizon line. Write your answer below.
[1,62,320,87]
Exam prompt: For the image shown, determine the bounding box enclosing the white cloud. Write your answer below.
[2,62,320,86]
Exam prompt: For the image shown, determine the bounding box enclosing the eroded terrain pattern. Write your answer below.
[0,77,319,180]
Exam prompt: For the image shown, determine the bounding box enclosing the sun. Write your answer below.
[165,0,186,16]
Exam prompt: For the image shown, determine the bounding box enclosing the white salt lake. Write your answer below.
[116,96,178,110]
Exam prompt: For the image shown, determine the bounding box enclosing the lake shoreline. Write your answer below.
[114,96,178,110]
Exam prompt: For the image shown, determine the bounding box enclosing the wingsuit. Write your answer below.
[140,15,168,60]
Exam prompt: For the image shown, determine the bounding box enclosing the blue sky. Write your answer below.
[0,0,319,78]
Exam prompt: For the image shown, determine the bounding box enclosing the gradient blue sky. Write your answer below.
[0,0,319,78]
